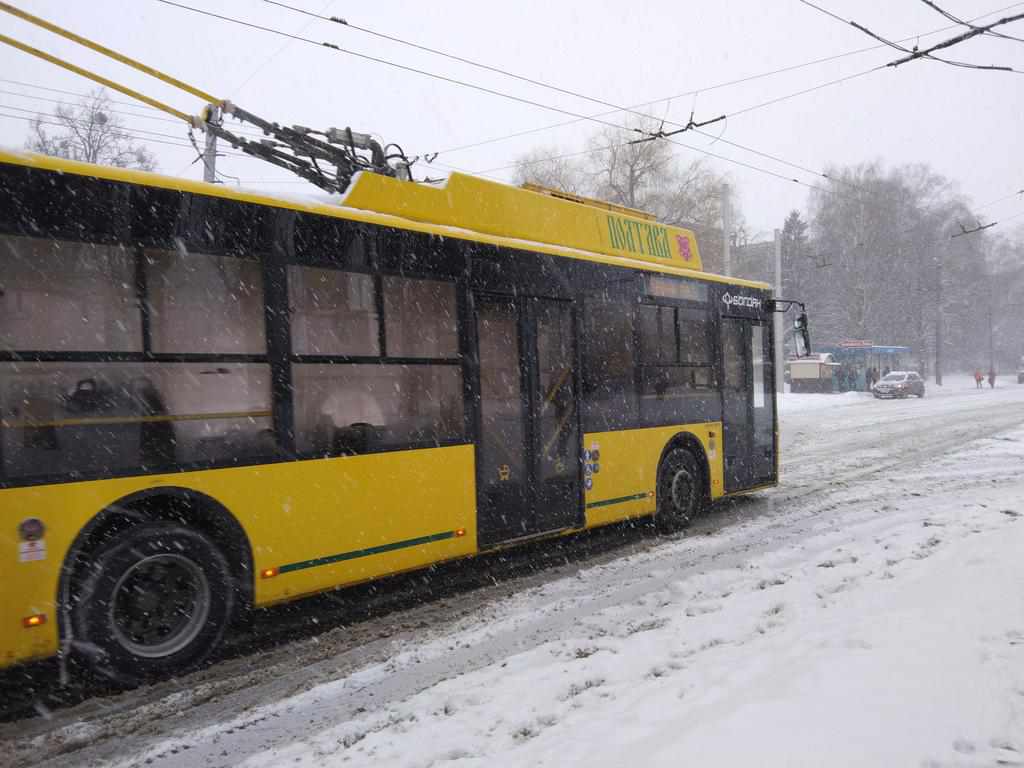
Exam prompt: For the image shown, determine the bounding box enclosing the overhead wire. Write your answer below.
[429,0,1024,157]
[4,1,1019,209]
[234,0,336,94]
[0,32,194,122]
[153,0,646,139]
[155,2,1007,199]
[6,0,1016,198]
[263,0,700,128]
[0,86,266,138]
[919,0,1024,43]
[797,0,1024,73]
[475,132,830,197]
[1,4,413,193]
[154,0,867,195]
[0,2,217,102]
[0,109,211,151]
[975,188,1024,210]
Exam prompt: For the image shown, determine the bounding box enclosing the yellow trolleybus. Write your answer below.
[0,149,792,680]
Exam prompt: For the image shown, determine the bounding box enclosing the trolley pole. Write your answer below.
[202,103,221,183]
[935,254,943,386]
[774,228,784,392]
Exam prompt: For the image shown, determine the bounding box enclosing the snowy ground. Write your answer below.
[2,375,1023,767]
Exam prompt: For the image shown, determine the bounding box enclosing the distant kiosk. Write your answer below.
[789,353,839,393]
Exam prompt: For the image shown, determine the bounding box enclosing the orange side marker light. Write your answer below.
[23,614,46,628]
[454,528,467,538]
[260,567,278,579]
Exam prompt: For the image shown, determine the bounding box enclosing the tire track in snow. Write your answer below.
[3,387,1024,767]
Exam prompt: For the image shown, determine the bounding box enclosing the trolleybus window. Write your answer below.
[638,301,718,425]
[288,266,379,356]
[145,248,266,355]
[0,235,141,352]
[581,295,639,430]
[383,276,458,358]
[289,269,464,455]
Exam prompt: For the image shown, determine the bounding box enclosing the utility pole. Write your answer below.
[774,228,784,392]
[988,272,995,374]
[201,103,221,183]
[934,253,943,386]
[721,183,731,276]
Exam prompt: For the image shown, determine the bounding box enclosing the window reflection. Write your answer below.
[146,248,265,355]
[0,235,141,352]
[291,363,463,454]
[383,277,458,358]
[288,266,378,356]
[581,298,638,430]
[1,362,272,478]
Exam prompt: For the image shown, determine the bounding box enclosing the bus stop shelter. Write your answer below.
[817,342,914,392]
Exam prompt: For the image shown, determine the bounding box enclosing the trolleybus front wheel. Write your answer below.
[72,522,234,683]
[655,447,703,533]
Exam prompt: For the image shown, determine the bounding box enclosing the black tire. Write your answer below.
[71,522,234,684]
[655,448,704,533]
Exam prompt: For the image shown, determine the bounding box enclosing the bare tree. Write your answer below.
[583,119,675,211]
[801,161,1012,373]
[514,120,731,216]
[511,119,732,269]
[512,146,586,195]
[27,89,157,171]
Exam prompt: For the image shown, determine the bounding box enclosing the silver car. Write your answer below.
[873,371,925,399]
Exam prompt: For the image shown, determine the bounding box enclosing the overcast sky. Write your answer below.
[2,0,1023,240]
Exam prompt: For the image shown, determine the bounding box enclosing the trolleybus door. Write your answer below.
[721,317,776,492]
[474,294,581,546]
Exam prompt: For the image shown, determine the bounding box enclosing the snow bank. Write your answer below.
[220,431,1024,767]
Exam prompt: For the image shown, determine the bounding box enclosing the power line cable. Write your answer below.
[428,3,1018,193]
[0,77,165,111]
[153,0,646,139]
[35,0,1015,201]
[0,87,265,137]
[263,0,701,128]
[0,107,254,159]
[430,0,1024,157]
[919,0,1024,43]
[154,0,868,197]
[1,110,201,151]
[476,132,831,196]
[975,188,1024,210]
[998,208,1024,224]
[889,11,1024,70]
[0,101,196,143]
[723,66,882,119]
[234,0,336,93]
[797,0,1024,73]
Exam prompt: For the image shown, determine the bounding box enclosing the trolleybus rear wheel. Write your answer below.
[655,448,702,533]
[72,522,233,683]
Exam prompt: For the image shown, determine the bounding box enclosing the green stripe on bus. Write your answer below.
[278,530,457,574]
[585,492,650,509]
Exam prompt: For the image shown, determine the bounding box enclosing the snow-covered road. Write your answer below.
[3,376,1023,767]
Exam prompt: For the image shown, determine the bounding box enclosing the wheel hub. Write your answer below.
[110,553,211,659]
[670,470,692,512]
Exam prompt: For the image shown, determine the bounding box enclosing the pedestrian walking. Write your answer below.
[975,369,984,389]
[988,368,996,389]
